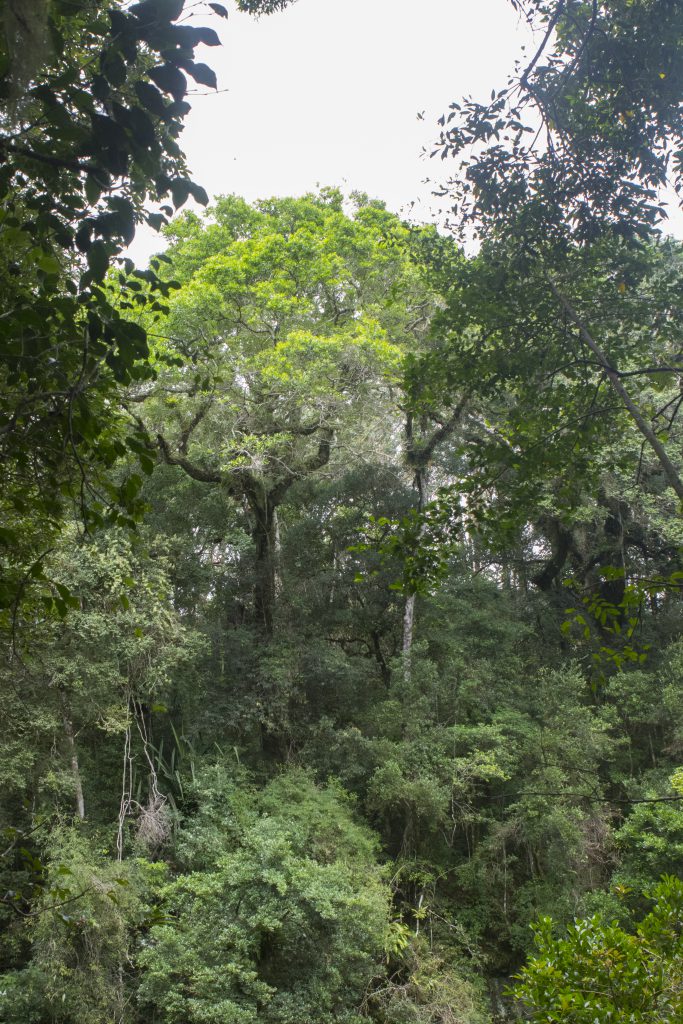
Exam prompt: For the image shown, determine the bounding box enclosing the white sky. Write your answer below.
[127,0,531,262]
[126,0,683,264]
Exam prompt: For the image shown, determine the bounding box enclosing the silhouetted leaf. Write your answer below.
[149,63,187,101]
[185,62,217,89]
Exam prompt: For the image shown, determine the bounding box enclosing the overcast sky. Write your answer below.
[127,0,531,261]
[127,0,683,263]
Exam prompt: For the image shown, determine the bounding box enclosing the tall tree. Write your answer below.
[0,0,295,626]
[134,192,436,634]
[407,0,683,627]
[427,0,683,507]
[438,0,683,245]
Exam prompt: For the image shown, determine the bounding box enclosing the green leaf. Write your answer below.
[87,240,109,281]
[37,253,60,274]
[149,63,187,101]
[188,181,210,205]
[0,526,18,547]
[101,50,127,88]
[169,178,192,208]
[85,174,102,205]
[185,62,218,90]
[130,0,185,21]
[192,26,220,46]
[134,81,168,117]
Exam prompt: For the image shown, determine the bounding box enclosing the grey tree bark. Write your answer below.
[59,688,85,820]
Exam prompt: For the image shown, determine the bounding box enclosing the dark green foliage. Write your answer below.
[0,0,215,617]
[2,194,683,1024]
[423,3,683,647]
[2,0,683,1018]
[0,828,162,1024]
[515,876,683,1022]
[0,0,297,626]
[138,769,390,1024]
[437,0,683,244]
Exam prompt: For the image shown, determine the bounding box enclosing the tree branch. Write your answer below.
[2,140,95,175]
[179,401,212,455]
[548,278,683,504]
[156,433,222,483]
[519,0,566,88]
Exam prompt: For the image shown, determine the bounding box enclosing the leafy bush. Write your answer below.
[0,829,160,1024]
[515,876,683,1022]
[138,768,390,1024]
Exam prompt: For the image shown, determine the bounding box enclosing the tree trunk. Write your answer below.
[402,592,416,685]
[371,630,391,687]
[402,464,426,684]
[60,688,85,820]
[273,507,283,597]
[251,493,277,636]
